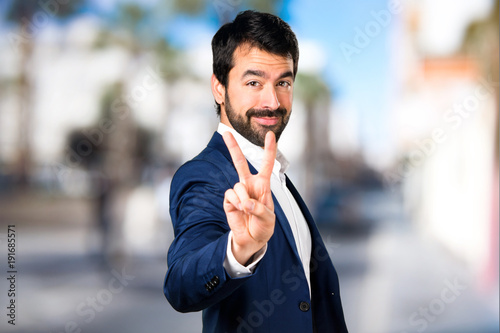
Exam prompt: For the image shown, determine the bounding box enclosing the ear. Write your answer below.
[211,74,225,106]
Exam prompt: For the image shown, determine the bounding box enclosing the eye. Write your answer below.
[246,81,260,87]
[278,81,291,88]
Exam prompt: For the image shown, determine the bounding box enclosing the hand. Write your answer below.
[222,131,277,266]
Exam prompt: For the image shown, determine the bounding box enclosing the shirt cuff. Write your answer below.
[223,231,267,278]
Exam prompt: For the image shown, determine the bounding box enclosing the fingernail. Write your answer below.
[245,201,255,212]
[237,203,243,210]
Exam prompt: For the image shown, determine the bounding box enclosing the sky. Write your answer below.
[157,0,494,163]
[286,0,494,165]
[287,0,395,161]
[1,0,495,166]
[157,0,396,161]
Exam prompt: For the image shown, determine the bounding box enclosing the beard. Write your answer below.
[224,93,291,147]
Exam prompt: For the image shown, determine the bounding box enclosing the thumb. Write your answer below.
[243,199,274,222]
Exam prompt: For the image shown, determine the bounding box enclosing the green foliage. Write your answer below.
[172,0,206,15]
[247,0,282,14]
[294,73,331,104]
[6,0,84,22]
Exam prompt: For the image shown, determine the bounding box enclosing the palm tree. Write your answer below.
[5,0,84,188]
[294,73,334,202]
[171,0,285,23]
[90,3,190,183]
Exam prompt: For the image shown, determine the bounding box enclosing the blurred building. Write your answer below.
[390,0,498,292]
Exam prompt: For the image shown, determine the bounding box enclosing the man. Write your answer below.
[164,10,348,333]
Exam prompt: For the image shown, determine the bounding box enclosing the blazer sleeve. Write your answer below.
[163,159,253,312]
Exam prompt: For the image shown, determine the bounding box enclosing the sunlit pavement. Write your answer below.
[328,189,498,333]
[0,234,202,333]
[0,190,498,333]
[331,226,498,333]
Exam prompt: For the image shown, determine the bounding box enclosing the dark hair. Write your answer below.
[211,10,299,116]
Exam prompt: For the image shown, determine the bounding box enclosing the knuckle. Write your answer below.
[234,182,247,192]
[224,189,235,198]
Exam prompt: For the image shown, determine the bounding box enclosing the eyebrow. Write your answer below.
[242,69,294,80]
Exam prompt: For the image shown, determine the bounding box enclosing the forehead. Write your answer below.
[231,44,293,75]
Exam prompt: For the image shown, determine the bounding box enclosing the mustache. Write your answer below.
[246,107,287,119]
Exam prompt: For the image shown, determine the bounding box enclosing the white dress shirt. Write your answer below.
[218,123,312,292]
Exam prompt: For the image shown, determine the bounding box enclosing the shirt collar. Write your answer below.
[217,123,289,183]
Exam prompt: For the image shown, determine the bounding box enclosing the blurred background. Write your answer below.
[0,0,498,332]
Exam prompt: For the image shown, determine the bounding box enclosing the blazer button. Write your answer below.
[205,281,214,292]
[299,301,310,312]
[212,276,219,286]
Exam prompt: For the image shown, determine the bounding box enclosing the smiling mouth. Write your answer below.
[252,116,280,126]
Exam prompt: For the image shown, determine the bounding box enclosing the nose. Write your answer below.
[260,85,280,110]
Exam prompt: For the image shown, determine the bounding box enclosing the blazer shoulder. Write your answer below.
[172,145,235,188]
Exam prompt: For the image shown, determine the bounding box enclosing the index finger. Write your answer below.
[259,131,277,179]
[222,131,251,182]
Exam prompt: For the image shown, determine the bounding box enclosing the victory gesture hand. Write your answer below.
[222,131,277,266]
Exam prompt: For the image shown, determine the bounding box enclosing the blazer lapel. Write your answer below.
[271,194,301,259]
[285,175,320,238]
[207,132,233,163]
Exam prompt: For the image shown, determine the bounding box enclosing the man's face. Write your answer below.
[216,45,294,147]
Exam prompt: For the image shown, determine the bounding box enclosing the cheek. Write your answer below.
[233,86,260,109]
[277,91,293,108]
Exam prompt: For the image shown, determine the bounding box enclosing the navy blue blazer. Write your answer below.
[164,132,348,333]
